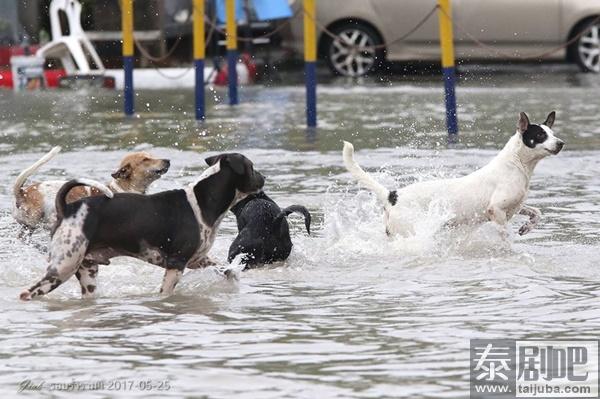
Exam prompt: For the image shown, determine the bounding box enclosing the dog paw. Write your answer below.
[214,266,240,281]
[19,290,32,301]
[223,269,236,280]
[518,224,533,236]
[187,257,217,269]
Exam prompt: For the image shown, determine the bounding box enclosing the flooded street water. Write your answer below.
[0,66,599,398]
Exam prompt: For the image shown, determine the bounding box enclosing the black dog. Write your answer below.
[20,153,265,300]
[228,192,311,267]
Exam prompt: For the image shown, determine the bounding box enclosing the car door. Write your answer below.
[454,0,561,58]
[370,0,442,60]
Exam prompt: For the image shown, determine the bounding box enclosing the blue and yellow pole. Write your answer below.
[225,0,238,105]
[193,0,206,120]
[437,0,458,136]
[121,0,134,116]
[303,0,317,127]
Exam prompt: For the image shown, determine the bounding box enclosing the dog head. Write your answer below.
[517,111,565,157]
[205,153,265,194]
[111,152,170,193]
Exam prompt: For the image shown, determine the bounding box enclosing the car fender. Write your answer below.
[561,0,600,40]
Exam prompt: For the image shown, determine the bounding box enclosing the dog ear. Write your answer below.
[543,111,556,128]
[517,112,530,133]
[226,154,247,175]
[205,155,221,166]
[111,163,132,179]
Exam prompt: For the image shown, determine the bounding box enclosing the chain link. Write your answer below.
[307,5,439,52]
[138,13,218,80]
[121,1,600,70]
[201,6,301,43]
[152,66,193,80]
[438,6,600,60]
[134,35,183,63]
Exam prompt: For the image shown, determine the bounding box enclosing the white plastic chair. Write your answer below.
[36,0,105,75]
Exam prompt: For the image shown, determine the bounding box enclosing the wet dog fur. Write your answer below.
[13,148,170,232]
[343,112,565,237]
[228,191,311,267]
[19,153,265,300]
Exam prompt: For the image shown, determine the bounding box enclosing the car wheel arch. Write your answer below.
[317,18,387,57]
[566,15,599,62]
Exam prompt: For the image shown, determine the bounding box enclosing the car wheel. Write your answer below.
[322,22,385,77]
[573,20,600,73]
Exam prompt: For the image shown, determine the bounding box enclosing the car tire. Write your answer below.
[322,22,385,77]
[572,19,600,73]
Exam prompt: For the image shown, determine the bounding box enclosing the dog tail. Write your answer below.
[343,141,392,205]
[13,146,61,202]
[55,179,113,220]
[274,205,312,235]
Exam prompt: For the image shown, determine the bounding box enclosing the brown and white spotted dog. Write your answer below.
[19,153,265,300]
[13,147,170,232]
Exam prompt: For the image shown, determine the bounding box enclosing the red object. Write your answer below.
[0,45,42,67]
[214,65,228,86]
[44,70,67,87]
[0,44,61,89]
[0,70,12,88]
[214,52,257,86]
[0,69,67,89]
[103,76,115,89]
[0,47,10,67]
[241,53,257,81]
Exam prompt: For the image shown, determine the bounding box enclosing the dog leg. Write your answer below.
[75,261,99,299]
[20,220,90,301]
[186,256,217,270]
[228,233,264,267]
[18,226,49,253]
[17,226,34,240]
[159,269,183,296]
[20,246,88,300]
[518,205,541,236]
[486,206,506,225]
[486,205,509,240]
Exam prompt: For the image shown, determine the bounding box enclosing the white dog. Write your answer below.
[343,112,564,237]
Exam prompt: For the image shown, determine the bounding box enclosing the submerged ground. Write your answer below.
[0,64,599,398]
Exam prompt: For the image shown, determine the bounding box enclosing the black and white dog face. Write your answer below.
[205,153,265,194]
[518,111,565,156]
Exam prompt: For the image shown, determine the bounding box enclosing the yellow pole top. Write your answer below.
[437,0,456,68]
[226,0,237,50]
[193,0,206,59]
[121,0,134,57]
[303,0,317,62]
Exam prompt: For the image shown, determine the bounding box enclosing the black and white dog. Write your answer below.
[20,153,265,300]
[343,112,565,237]
[228,192,311,267]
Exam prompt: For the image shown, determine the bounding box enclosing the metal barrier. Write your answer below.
[120,0,600,136]
[437,0,458,138]
[225,0,239,106]
[303,0,317,128]
[193,0,206,120]
[119,1,454,133]
[120,1,452,133]
[121,0,134,116]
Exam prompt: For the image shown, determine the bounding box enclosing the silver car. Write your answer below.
[286,0,600,76]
